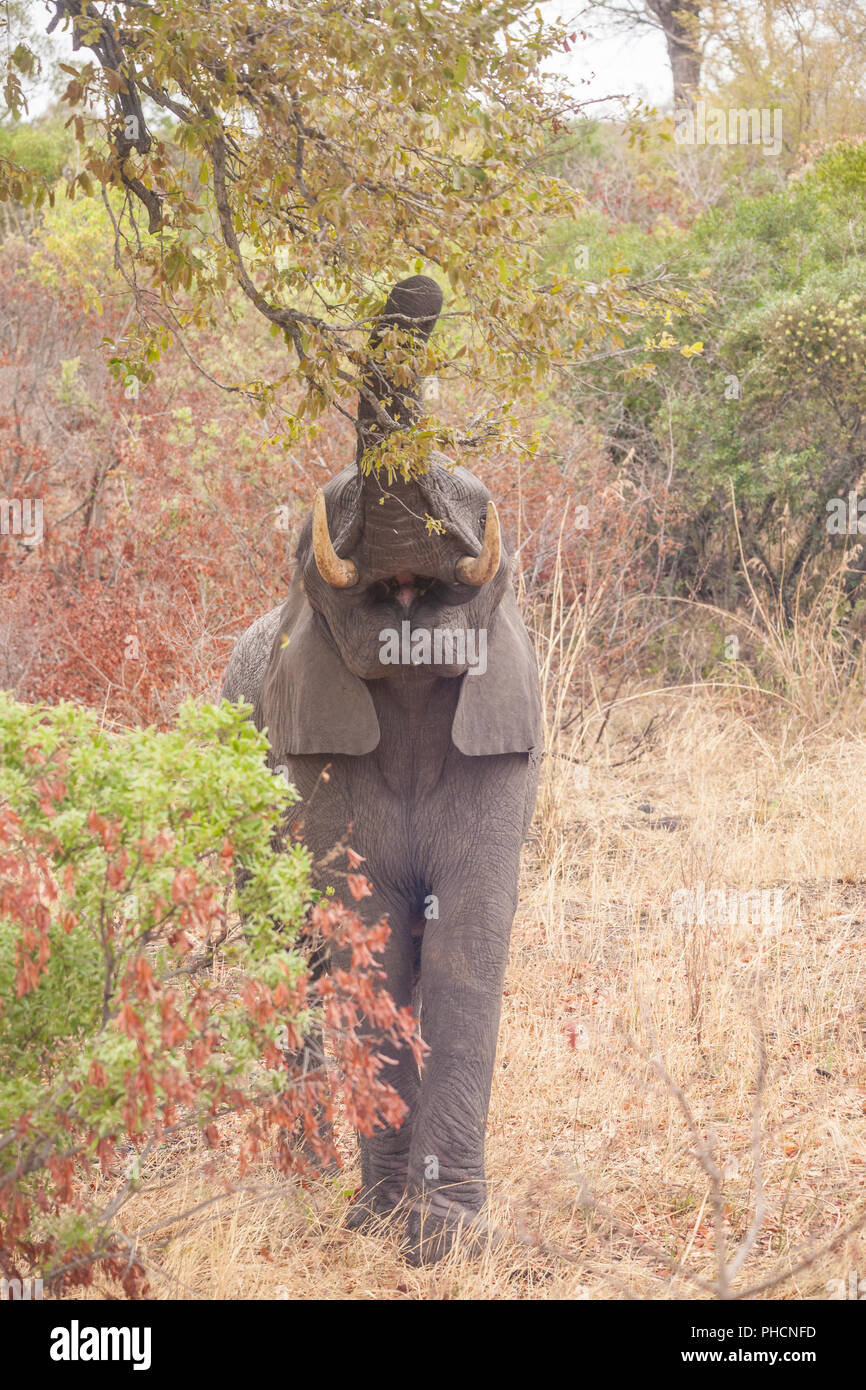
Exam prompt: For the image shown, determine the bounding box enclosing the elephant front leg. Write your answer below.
[405,883,517,1264]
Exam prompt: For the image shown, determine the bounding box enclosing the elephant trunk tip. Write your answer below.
[377,276,443,340]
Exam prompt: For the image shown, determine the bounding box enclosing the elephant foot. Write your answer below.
[344,1180,407,1233]
[403,1200,500,1266]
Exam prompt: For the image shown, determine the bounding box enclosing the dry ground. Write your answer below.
[88,689,866,1300]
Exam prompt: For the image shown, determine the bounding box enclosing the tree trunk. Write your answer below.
[647,0,702,104]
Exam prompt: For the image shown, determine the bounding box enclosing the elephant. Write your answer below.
[222,276,542,1264]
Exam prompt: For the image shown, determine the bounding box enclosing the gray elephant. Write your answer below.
[222,276,541,1264]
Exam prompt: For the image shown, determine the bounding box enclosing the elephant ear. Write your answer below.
[255,576,380,756]
[452,585,542,756]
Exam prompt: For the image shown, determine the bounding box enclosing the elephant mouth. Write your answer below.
[368,572,438,610]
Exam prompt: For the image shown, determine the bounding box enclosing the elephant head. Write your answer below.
[257,276,541,760]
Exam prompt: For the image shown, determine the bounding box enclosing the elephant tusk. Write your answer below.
[455,501,501,586]
[312,490,358,588]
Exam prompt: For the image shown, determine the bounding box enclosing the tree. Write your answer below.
[1,0,637,472]
[579,0,703,104]
[700,0,866,155]
[645,0,702,102]
[579,0,866,134]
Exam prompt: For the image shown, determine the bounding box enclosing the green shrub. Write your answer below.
[0,695,418,1293]
[548,141,866,612]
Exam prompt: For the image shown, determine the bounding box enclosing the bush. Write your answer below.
[547,142,866,615]
[0,696,420,1294]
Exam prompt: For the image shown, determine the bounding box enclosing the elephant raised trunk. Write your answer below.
[311,275,502,592]
[354,274,444,464]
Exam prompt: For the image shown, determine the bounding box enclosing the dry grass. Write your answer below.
[81,681,866,1301]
